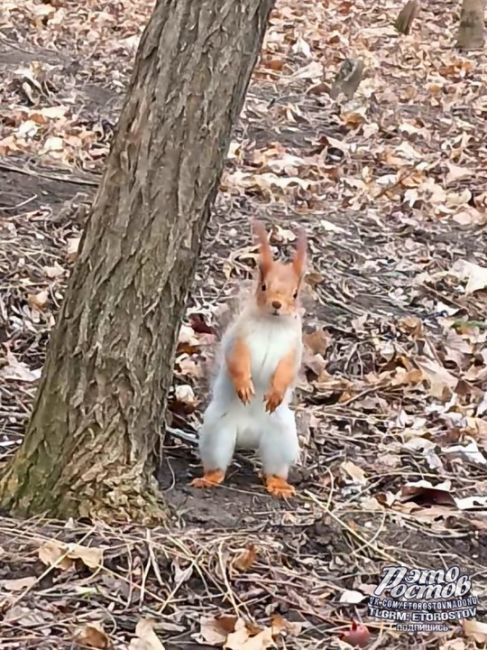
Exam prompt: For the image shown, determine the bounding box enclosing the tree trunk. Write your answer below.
[457,0,486,49]
[0,0,275,522]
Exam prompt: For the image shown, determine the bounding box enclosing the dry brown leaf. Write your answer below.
[463,619,487,643]
[232,544,257,572]
[340,461,367,485]
[38,540,103,571]
[74,623,112,649]
[0,352,41,383]
[43,263,65,279]
[3,605,52,627]
[27,290,49,311]
[68,544,103,569]
[270,614,302,637]
[66,237,81,262]
[400,480,456,507]
[199,616,237,645]
[415,357,458,400]
[451,260,487,294]
[129,619,165,650]
[38,540,73,571]
[445,162,472,185]
[0,576,37,591]
[224,619,275,650]
[339,589,367,604]
[303,329,330,355]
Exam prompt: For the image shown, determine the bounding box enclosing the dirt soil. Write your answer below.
[0,0,486,649]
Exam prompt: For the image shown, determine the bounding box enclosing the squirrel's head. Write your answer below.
[252,219,307,318]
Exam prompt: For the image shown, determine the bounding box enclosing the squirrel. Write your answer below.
[191,219,306,498]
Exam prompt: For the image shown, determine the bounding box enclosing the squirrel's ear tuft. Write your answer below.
[252,219,273,277]
[292,226,307,278]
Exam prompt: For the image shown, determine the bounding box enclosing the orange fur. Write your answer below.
[265,348,296,413]
[191,469,225,488]
[252,219,306,318]
[265,475,295,498]
[226,337,254,404]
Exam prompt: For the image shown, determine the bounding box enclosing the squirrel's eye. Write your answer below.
[293,290,298,299]
[261,283,267,291]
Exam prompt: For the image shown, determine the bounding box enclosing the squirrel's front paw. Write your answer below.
[264,387,284,413]
[235,377,255,404]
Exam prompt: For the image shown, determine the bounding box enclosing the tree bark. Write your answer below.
[0,0,275,522]
[457,0,486,49]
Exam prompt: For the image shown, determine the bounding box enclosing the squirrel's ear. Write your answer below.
[292,227,307,278]
[252,219,273,277]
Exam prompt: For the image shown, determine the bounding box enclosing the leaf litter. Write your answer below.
[0,0,486,648]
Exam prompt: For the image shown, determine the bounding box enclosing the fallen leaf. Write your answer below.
[400,480,456,507]
[0,352,41,383]
[451,260,487,294]
[303,329,330,355]
[74,623,112,649]
[224,619,275,650]
[271,614,302,637]
[3,605,52,627]
[38,540,103,571]
[440,640,466,650]
[339,589,367,604]
[341,621,371,647]
[463,619,487,643]
[68,544,103,569]
[43,263,65,279]
[38,540,74,571]
[199,616,237,645]
[341,461,367,486]
[455,495,487,510]
[41,135,64,153]
[66,237,81,262]
[0,576,37,591]
[444,440,487,466]
[172,560,193,585]
[129,619,165,650]
[232,544,257,572]
[415,356,458,400]
[174,384,197,407]
[445,163,472,185]
[27,290,49,311]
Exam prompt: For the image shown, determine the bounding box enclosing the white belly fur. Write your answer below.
[205,310,302,449]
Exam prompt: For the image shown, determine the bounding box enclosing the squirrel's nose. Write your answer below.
[272,300,282,310]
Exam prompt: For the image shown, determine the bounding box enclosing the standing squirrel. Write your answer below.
[191,220,306,498]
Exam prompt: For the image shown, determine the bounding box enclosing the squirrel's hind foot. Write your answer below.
[265,475,295,498]
[191,469,225,489]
